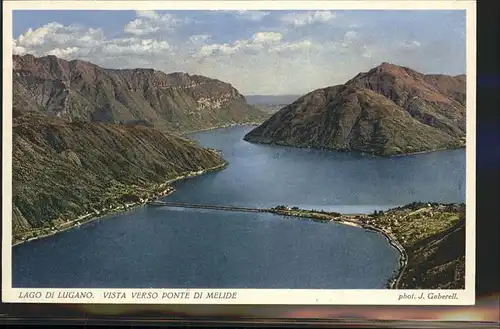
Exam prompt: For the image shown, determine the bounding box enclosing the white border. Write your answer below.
[2,0,476,305]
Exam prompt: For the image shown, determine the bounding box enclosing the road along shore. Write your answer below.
[12,162,228,247]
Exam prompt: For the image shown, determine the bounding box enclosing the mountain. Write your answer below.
[245,95,301,114]
[245,95,301,105]
[12,112,225,242]
[251,104,288,115]
[13,54,268,134]
[244,63,466,156]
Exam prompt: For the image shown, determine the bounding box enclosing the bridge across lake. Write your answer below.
[147,201,272,213]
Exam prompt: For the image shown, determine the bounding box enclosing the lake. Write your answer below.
[12,125,465,289]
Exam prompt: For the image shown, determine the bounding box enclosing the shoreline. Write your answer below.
[180,122,261,136]
[363,223,408,289]
[15,197,462,289]
[13,121,262,246]
[14,190,408,289]
[388,145,465,158]
[242,138,465,158]
[270,208,408,289]
[12,161,228,247]
[345,221,407,289]
[271,203,465,289]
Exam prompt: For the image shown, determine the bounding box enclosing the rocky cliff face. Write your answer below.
[12,112,225,239]
[244,63,466,156]
[13,54,267,133]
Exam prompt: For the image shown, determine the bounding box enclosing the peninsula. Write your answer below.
[244,62,466,157]
[269,202,465,289]
[145,200,465,289]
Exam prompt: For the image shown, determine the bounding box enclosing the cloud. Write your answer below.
[198,43,234,56]
[124,19,160,35]
[136,10,160,19]
[234,10,270,21]
[102,38,172,56]
[12,42,27,55]
[194,32,284,58]
[46,46,81,58]
[269,40,320,53]
[361,45,374,59]
[189,34,211,44]
[329,30,362,50]
[399,40,421,49]
[252,32,283,43]
[344,30,358,41]
[13,22,104,58]
[124,11,187,35]
[280,11,337,26]
[15,22,104,48]
[13,22,173,61]
[195,39,263,58]
[194,33,316,59]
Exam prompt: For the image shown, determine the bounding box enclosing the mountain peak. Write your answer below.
[379,61,395,67]
[244,62,466,157]
[372,62,416,75]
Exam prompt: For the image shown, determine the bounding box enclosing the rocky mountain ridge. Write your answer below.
[13,54,267,133]
[12,111,226,242]
[244,62,466,156]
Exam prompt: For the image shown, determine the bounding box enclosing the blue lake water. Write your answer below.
[12,125,465,289]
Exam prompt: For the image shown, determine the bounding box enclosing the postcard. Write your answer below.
[2,0,476,305]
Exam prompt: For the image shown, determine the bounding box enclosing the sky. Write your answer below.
[12,10,466,95]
